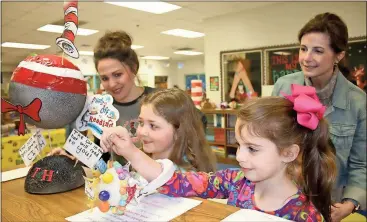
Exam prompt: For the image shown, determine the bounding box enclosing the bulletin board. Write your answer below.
[263,44,301,85]
[220,49,263,101]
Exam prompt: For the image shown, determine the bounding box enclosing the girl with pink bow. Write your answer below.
[101,90,336,222]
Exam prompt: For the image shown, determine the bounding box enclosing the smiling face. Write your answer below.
[299,32,343,83]
[235,119,288,183]
[137,104,176,159]
[98,58,136,103]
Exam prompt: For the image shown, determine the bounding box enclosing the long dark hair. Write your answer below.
[94,30,139,74]
[238,97,336,221]
[141,88,216,172]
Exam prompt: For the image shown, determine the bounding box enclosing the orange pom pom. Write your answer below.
[98,201,110,213]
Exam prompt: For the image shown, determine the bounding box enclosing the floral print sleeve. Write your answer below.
[158,169,246,199]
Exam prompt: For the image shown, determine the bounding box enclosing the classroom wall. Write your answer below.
[204,1,367,103]
[174,58,205,90]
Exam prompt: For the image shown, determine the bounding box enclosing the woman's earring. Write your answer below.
[334,61,339,69]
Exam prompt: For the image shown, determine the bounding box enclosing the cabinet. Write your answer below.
[201,109,238,165]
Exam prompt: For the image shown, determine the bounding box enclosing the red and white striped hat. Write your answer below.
[11,55,87,95]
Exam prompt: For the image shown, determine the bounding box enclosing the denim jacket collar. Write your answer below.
[297,71,349,110]
[331,71,349,110]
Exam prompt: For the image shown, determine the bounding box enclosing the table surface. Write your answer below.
[1,177,240,222]
[2,172,365,222]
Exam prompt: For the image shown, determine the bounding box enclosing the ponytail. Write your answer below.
[301,119,336,222]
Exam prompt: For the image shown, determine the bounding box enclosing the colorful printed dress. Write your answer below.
[158,168,324,222]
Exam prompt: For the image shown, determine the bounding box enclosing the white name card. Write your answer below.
[18,130,46,166]
[64,129,103,169]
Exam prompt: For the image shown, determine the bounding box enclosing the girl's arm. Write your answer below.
[159,169,246,200]
[101,126,162,182]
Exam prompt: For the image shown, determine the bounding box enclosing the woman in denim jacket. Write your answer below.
[272,12,366,221]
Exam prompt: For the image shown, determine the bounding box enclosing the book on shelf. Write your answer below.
[213,114,225,128]
[210,146,225,157]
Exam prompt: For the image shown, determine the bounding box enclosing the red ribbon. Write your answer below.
[1,98,42,136]
[281,84,326,130]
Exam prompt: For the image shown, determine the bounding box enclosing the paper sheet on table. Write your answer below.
[222,209,292,221]
[1,166,32,182]
[65,193,202,222]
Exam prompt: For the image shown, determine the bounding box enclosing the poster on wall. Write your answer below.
[220,49,262,102]
[210,77,219,91]
[155,76,168,89]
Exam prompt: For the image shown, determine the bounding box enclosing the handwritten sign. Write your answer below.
[75,94,119,139]
[64,129,103,169]
[267,47,301,84]
[18,130,46,166]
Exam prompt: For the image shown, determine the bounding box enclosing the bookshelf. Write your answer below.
[201,109,239,165]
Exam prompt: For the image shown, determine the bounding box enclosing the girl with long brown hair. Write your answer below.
[102,87,216,173]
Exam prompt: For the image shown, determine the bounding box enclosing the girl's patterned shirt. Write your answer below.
[158,168,324,222]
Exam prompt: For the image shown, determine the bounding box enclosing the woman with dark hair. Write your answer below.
[272,13,366,221]
[92,31,155,163]
[50,31,209,168]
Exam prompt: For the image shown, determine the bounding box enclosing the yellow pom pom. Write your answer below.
[102,172,114,184]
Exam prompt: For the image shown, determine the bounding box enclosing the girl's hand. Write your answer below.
[101,126,138,158]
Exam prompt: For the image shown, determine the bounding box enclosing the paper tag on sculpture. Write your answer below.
[74,96,94,132]
[74,94,119,139]
[64,129,103,169]
[18,130,46,166]
[84,177,95,199]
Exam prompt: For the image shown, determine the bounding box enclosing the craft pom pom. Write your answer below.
[99,190,110,201]
[98,201,110,213]
[102,173,114,184]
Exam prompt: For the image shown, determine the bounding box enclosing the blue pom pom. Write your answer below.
[99,190,110,201]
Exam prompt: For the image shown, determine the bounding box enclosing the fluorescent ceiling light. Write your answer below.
[79,51,94,56]
[131,45,144,49]
[174,50,203,56]
[273,51,291,56]
[161,29,205,38]
[37,24,99,36]
[105,2,181,14]
[141,56,169,60]
[1,42,50,50]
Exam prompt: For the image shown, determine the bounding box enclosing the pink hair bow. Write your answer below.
[281,84,326,130]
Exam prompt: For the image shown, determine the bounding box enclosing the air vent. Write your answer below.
[176,47,193,51]
[51,19,88,26]
[81,44,91,47]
